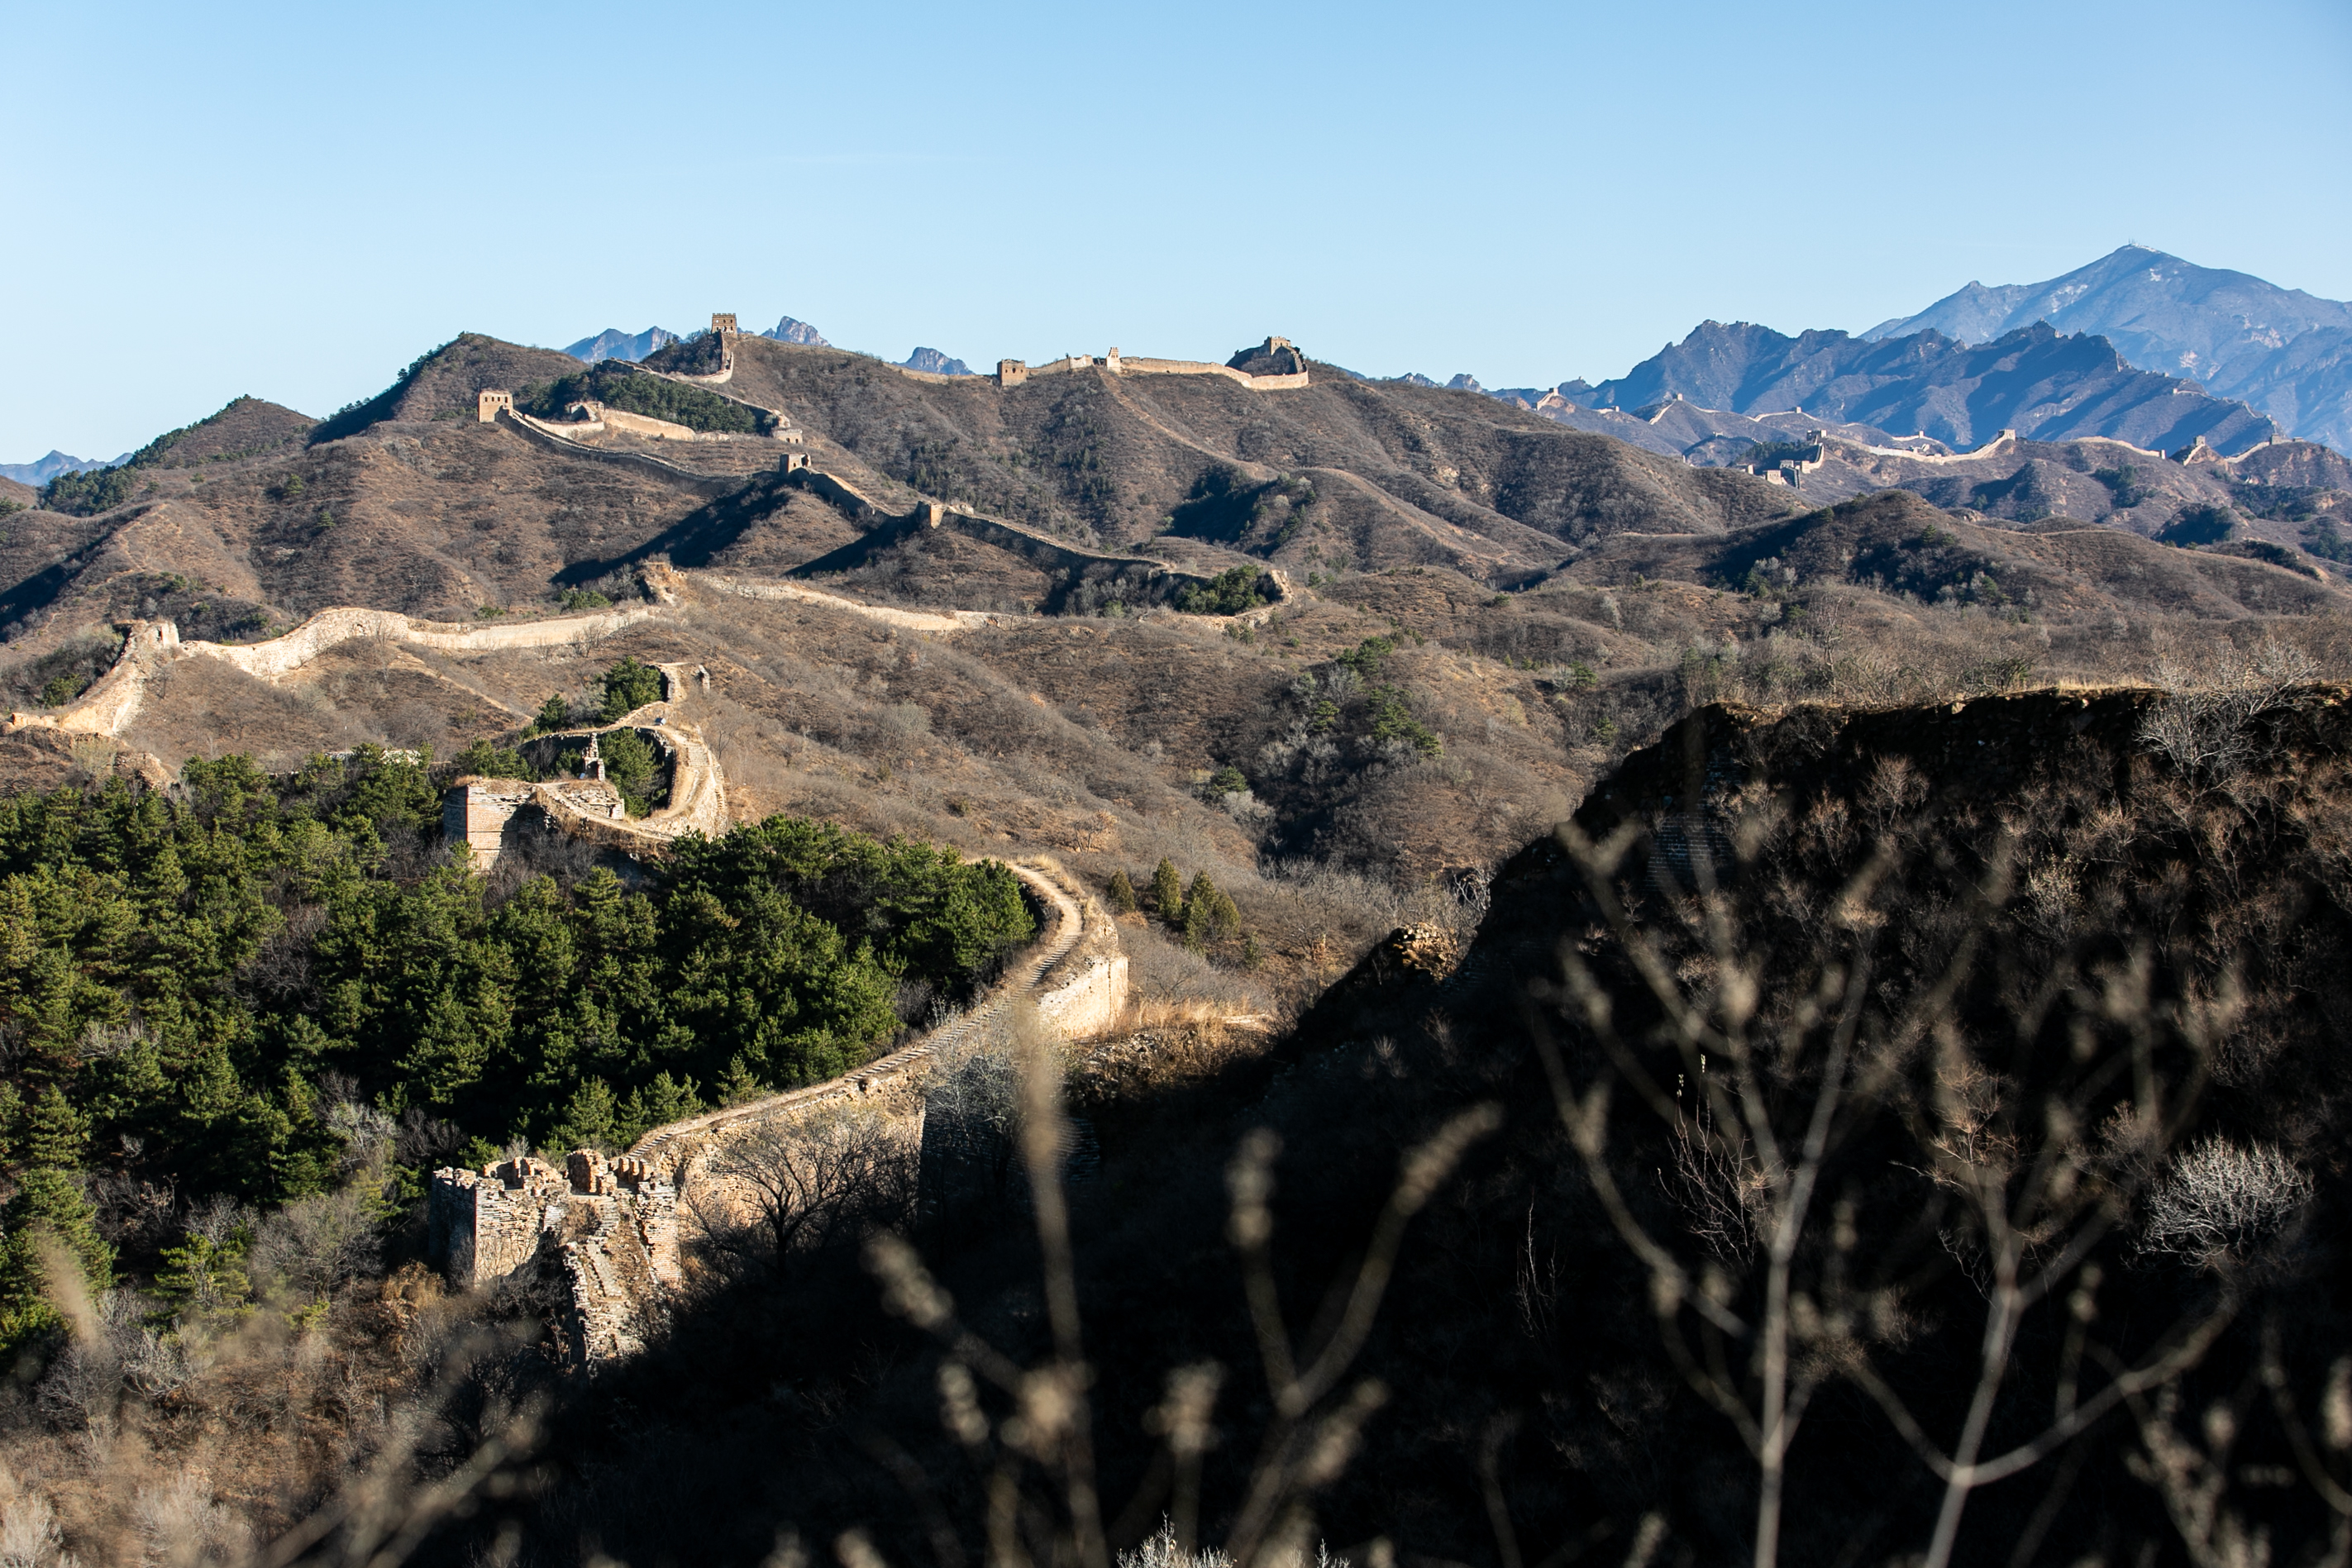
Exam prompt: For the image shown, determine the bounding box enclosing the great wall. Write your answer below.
[17,596,1138,1367]
[0,322,1334,1363]
[3,433,1291,750]
[0,367,1180,1366]
[429,855,1126,1366]
[623,313,1314,395]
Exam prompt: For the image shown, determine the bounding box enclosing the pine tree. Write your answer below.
[155,1231,252,1318]
[1209,885,1243,942]
[1105,870,1139,916]
[0,1088,114,1354]
[716,1055,765,1107]
[1152,859,1186,926]
[617,1071,705,1146]
[530,693,571,735]
[1184,872,1220,951]
[548,1077,618,1152]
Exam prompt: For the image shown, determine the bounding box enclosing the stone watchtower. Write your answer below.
[429,1151,681,1365]
[706,314,740,377]
[478,389,514,423]
[998,360,1028,387]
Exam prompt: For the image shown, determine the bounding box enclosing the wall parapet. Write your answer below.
[968,350,1310,392]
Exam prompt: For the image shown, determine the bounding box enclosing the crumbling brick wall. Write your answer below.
[429,1150,680,1365]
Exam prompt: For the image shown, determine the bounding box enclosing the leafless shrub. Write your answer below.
[1658,1071,1764,1265]
[128,1471,251,1568]
[1121,922,1258,1020]
[1542,794,2239,1568]
[1119,1518,1237,1568]
[308,1074,397,1184]
[869,990,1497,1568]
[2139,1138,2311,1272]
[87,1169,178,1257]
[0,1472,77,1568]
[2139,637,2319,780]
[1118,1518,1348,1568]
[247,1187,382,1306]
[692,1100,918,1281]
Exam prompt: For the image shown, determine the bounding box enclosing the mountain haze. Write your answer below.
[1867,244,2352,451]
[0,451,124,487]
[1562,320,2282,455]
[899,347,975,376]
[563,326,680,364]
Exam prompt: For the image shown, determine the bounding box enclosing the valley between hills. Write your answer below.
[4,317,2352,1566]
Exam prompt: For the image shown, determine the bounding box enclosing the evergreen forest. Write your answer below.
[0,750,1034,1351]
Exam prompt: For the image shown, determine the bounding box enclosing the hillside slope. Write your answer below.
[680,334,1803,572]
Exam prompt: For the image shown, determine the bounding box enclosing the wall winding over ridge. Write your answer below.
[431,858,1127,1365]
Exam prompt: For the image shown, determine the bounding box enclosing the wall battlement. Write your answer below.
[989,342,1310,391]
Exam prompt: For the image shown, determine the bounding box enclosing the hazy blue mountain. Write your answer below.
[899,348,974,376]
[1865,245,2352,450]
[763,317,830,347]
[1563,319,2281,455]
[0,450,126,486]
[564,326,680,364]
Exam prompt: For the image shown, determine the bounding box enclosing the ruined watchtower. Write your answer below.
[998,359,1028,387]
[711,312,739,338]
[430,1150,680,1365]
[478,388,514,423]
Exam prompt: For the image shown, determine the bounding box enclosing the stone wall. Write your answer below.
[497,408,742,492]
[427,858,1127,1366]
[979,351,1310,392]
[627,860,1119,1184]
[1029,862,1130,1037]
[429,1150,680,1365]
[572,403,699,442]
[2,618,175,736]
[695,572,1014,634]
[443,779,539,868]
[777,469,1254,608]
[443,713,731,870]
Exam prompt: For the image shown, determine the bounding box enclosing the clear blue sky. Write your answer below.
[6,0,2349,460]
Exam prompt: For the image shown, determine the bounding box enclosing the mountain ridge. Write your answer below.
[563,326,680,365]
[1863,244,2352,451]
[1558,319,2283,455]
[0,450,126,487]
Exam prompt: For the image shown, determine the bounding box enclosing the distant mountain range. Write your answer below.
[563,317,834,365]
[1553,319,2279,455]
[899,348,975,376]
[563,326,681,365]
[1471,245,2350,461]
[765,317,829,347]
[0,450,126,486]
[1865,245,2352,453]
